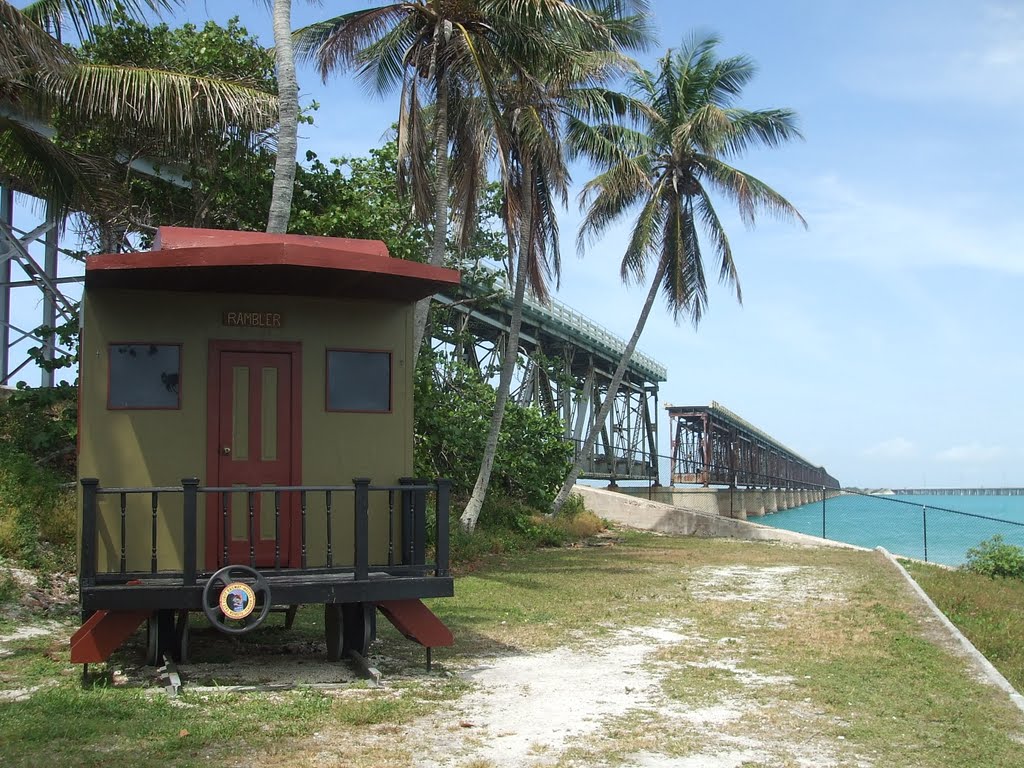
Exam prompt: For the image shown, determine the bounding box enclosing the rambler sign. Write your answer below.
[222,311,283,328]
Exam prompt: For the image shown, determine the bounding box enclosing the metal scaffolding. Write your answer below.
[668,401,839,489]
[0,186,82,387]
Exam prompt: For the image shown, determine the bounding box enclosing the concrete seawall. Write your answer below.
[576,484,860,549]
[613,486,842,521]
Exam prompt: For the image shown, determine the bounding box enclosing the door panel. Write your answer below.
[216,351,293,567]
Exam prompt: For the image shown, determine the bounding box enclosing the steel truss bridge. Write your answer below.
[1,187,667,482]
[668,401,839,490]
[433,292,665,482]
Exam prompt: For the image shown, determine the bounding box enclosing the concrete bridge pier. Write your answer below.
[746,489,765,517]
[764,489,778,514]
[722,491,746,520]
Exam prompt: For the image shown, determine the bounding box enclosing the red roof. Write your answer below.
[85,227,460,302]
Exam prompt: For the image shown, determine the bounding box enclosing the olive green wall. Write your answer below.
[79,288,415,573]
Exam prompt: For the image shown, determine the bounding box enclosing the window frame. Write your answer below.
[106,342,183,411]
[324,348,393,414]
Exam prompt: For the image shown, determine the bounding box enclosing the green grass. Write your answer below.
[905,561,1024,691]
[0,632,463,768]
[2,534,1023,767]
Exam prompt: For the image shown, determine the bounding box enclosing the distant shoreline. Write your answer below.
[857,488,1024,497]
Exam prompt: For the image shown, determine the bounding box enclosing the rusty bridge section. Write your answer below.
[668,401,839,489]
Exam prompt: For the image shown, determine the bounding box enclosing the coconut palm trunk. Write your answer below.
[459,159,534,531]
[267,0,298,234]
[552,258,666,513]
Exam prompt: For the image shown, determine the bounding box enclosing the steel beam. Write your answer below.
[0,186,11,383]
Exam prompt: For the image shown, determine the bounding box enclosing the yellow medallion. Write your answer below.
[219,582,256,620]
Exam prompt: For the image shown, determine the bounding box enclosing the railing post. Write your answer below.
[922,505,928,563]
[182,478,198,586]
[353,478,370,581]
[435,479,451,577]
[80,478,99,587]
[399,477,414,565]
[413,478,428,566]
[821,485,826,539]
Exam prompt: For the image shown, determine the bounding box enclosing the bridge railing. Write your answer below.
[520,294,667,381]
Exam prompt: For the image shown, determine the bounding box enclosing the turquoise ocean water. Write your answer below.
[756,493,1024,566]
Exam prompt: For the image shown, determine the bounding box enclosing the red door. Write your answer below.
[209,347,298,568]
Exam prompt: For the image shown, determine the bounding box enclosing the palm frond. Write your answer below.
[617,185,664,283]
[660,194,707,323]
[0,109,113,216]
[0,1,74,82]
[697,154,805,229]
[718,107,802,157]
[293,4,412,80]
[396,74,433,224]
[20,0,179,42]
[45,63,278,140]
[577,157,651,250]
[695,186,740,302]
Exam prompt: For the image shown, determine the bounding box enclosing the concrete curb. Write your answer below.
[877,547,1024,714]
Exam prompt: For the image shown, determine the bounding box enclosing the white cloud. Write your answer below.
[793,174,1024,276]
[863,437,917,460]
[846,3,1024,110]
[936,442,1005,463]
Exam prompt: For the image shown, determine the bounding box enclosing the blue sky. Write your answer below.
[11,1,1023,488]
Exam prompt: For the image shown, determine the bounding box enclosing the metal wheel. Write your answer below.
[325,602,373,660]
[202,565,271,635]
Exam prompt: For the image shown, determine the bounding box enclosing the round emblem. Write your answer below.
[219,582,256,620]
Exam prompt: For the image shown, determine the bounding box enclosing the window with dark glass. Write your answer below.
[108,344,181,409]
[326,350,391,412]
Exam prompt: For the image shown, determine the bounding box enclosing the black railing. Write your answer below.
[79,477,451,587]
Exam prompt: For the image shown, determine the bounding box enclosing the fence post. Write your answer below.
[80,478,99,587]
[922,505,928,563]
[821,486,827,540]
[435,479,450,577]
[353,478,370,581]
[182,478,198,586]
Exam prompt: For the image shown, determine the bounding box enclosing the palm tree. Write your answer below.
[266,0,298,234]
[295,0,649,361]
[550,34,806,514]
[458,32,652,531]
[1,1,277,219]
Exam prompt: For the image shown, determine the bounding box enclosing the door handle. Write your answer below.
[222,446,231,456]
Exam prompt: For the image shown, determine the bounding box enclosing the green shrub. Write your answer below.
[0,386,78,568]
[445,493,604,572]
[413,353,571,508]
[963,535,1024,580]
[0,385,77,474]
